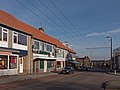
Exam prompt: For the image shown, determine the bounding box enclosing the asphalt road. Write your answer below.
[0,71,118,90]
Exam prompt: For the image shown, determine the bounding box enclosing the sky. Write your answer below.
[0,0,120,60]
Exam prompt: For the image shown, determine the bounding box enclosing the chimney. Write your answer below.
[39,28,45,33]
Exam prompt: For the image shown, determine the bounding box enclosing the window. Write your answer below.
[33,40,40,53]
[40,61,44,69]
[0,27,8,42]
[44,43,47,51]
[0,28,2,41]
[41,43,44,51]
[34,40,39,49]
[3,29,8,41]
[46,44,52,52]
[0,55,8,69]
[9,56,17,69]
[57,61,61,68]
[13,32,27,46]
[13,32,18,43]
[18,33,27,45]
[39,42,43,51]
[47,61,53,68]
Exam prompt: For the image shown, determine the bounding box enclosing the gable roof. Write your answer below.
[0,10,76,54]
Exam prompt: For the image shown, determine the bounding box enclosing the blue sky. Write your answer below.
[0,0,120,60]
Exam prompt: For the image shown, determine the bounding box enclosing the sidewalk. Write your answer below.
[102,80,120,90]
[106,71,120,76]
[0,72,58,84]
[102,70,120,90]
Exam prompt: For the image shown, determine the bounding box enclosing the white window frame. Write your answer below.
[46,44,53,52]
[12,31,28,50]
[34,39,40,49]
[0,27,8,48]
[0,27,8,42]
[2,28,8,42]
[13,31,18,44]
[18,32,27,46]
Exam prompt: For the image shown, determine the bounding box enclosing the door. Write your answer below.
[19,57,23,73]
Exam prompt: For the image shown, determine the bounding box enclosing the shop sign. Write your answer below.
[0,51,12,55]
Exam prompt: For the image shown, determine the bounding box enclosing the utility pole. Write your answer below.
[106,36,113,71]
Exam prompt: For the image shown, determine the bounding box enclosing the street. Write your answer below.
[0,70,120,90]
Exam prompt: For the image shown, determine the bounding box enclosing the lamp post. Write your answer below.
[106,36,113,71]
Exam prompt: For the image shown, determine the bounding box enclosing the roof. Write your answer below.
[0,10,76,54]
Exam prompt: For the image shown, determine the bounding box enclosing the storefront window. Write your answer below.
[9,56,17,69]
[57,61,61,68]
[0,55,8,69]
[47,61,53,68]
[40,61,44,69]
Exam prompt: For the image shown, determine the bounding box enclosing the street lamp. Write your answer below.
[106,36,113,70]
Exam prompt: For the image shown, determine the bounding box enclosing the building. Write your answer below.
[113,47,120,70]
[76,56,91,67]
[0,10,76,76]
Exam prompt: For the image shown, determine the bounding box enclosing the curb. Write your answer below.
[106,72,120,76]
[0,72,58,84]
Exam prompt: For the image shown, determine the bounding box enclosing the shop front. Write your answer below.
[56,58,65,70]
[33,53,56,73]
[0,51,18,76]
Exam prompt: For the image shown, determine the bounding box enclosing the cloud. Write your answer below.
[86,29,120,37]
[108,29,120,34]
[86,32,105,37]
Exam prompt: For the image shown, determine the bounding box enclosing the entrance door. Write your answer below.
[33,60,35,73]
[19,57,23,73]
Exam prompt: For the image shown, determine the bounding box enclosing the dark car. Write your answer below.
[79,66,88,71]
[60,66,75,74]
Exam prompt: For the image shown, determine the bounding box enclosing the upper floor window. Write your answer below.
[18,33,27,45]
[0,27,8,42]
[3,29,8,41]
[33,40,44,52]
[40,42,44,51]
[44,43,47,51]
[0,28,2,41]
[13,31,27,46]
[46,44,52,52]
[13,32,18,43]
[34,40,39,49]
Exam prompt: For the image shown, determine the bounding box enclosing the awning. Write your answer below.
[0,47,28,56]
[33,53,57,60]
[56,58,65,61]
[35,57,57,61]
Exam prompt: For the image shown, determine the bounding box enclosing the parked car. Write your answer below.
[60,66,75,74]
[79,66,88,71]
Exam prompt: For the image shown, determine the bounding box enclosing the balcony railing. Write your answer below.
[33,49,50,55]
